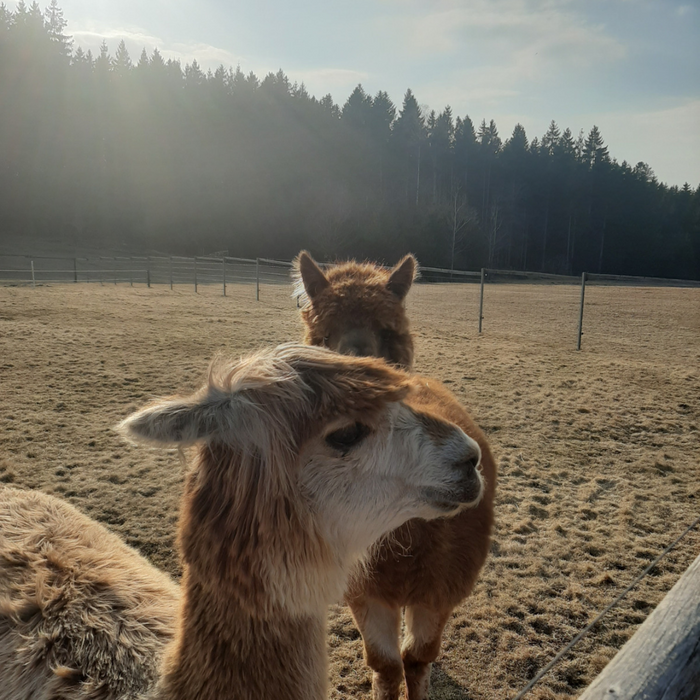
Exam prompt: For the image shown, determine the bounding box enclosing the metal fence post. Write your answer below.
[194,258,198,293]
[147,258,151,288]
[577,271,587,351]
[478,268,485,333]
[113,258,117,285]
[129,258,133,287]
[73,258,78,283]
[256,258,260,301]
[222,258,226,297]
[31,260,35,289]
[169,257,173,290]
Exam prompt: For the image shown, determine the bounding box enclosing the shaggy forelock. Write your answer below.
[119,344,411,456]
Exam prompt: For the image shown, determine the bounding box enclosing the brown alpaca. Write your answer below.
[295,253,497,700]
[0,343,485,700]
[294,251,417,368]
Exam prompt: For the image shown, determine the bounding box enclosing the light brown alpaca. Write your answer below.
[295,253,497,700]
[295,251,417,368]
[0,343,485,700]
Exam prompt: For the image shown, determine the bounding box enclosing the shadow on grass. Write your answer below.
[431,664,474,699]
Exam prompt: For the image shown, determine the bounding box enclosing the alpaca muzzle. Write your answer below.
[336,328,380,359]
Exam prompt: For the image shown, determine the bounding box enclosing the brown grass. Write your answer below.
[1,281,698,699]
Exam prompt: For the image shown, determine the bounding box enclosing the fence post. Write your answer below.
[194,258,198,293]
[113,258,117,285]
[31,260,35,289]
[577,272,587,351]
[129,257,133,287]
[147,258,151,288]
[478,268,485,333]
[222,258,226,297]
[256,258,260,301]
[169,257,173,290]
[73,258,78,283]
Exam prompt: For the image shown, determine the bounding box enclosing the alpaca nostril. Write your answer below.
[456,447,481,474]
[467,455,479,471]
[457,455,479,473]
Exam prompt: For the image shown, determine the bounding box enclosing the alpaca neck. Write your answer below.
[155,570,328,700]
[154,448,343,700]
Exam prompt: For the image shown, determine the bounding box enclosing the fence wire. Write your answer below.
[511,513,700,700]
[2,254,699,350]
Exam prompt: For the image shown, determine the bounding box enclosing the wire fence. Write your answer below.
[2,253,699,350]
[0,254,296,291]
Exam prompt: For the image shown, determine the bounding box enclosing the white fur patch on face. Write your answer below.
[298,402,483,556]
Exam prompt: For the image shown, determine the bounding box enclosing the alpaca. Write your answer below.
[294,251,417,368]
[0,343,485,700]
[295,253,497,700]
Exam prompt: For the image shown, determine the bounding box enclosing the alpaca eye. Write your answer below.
[325,423,370,452]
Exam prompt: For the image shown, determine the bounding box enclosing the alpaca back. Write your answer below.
[0,486,179,700]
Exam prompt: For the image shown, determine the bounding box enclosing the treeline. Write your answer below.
[1,2,699,278]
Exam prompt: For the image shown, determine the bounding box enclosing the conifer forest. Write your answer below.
[1,2,699,278]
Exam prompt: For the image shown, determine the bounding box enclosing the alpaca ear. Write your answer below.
[386,254,417,300]
[296,251,330,300]
[117,396,223,446]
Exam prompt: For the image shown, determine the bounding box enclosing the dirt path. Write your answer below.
[1,282,698,699]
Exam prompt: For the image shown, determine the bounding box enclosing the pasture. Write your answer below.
[1,281,698,699]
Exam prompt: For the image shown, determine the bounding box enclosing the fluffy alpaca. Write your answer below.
[296,253,497,700]
[294,251,417,368]
[0,343,484,700]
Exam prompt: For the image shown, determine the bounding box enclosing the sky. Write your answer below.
[12,0,700,187]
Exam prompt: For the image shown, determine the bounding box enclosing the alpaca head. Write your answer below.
[118,344,481,613]
[293,251,418,368]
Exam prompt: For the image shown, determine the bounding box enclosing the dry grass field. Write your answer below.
[1,280,699,699]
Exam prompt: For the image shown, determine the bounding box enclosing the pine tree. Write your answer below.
[342,85,372,130]
[453,115,476,198]
[113,40,132,78]
[393,89,426,205]
[319,94,340,119]
[95,39,111,76]
[44,0,71,59]
[428,107,454,203]
[367,91,395,198]
[136,48,149,71]
[149,47,166,72]
[541,120,561,157]
[560,128,576,159]
[583,125,609,168]
[184,59,205,87]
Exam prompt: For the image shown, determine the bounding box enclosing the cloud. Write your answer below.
[69,23,242,69]
[290,68,369,93]
[377,0,625,60]
[372,0,627,115]
[594,99,700,186]
[676,4,695,16]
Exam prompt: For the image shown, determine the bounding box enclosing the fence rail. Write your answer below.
[577,552,700,700]
[2,253,699,349]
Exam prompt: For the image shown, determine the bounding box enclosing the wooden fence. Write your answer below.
[578,552,700,700]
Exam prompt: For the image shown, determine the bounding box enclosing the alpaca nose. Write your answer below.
[337,331,378,358]
[456,452,480,474]
[455,438,482,475]
[453,440,483,505]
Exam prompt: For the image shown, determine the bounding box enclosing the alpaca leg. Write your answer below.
[401,605,450,700]
[349,597,404,700]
